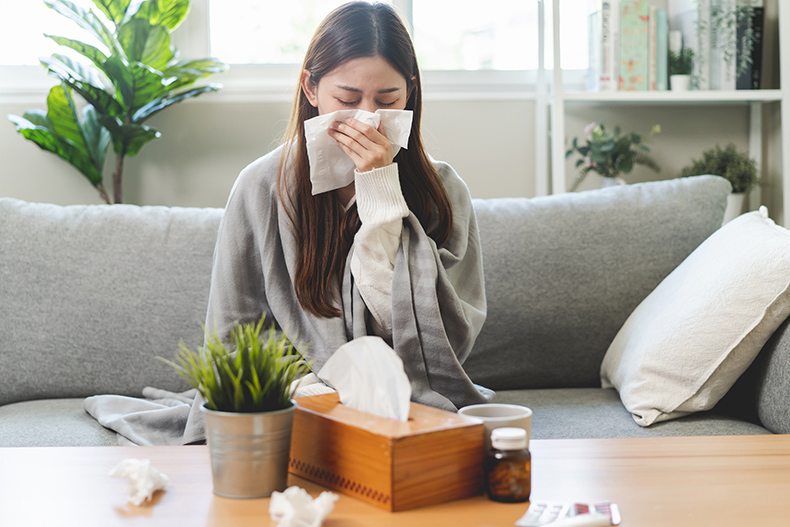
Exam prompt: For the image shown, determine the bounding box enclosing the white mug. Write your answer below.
[458,403,532,451]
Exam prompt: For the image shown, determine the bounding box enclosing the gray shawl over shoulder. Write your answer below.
[181,146,490,443]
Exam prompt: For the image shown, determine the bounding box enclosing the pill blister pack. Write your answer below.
[515,501,621,527]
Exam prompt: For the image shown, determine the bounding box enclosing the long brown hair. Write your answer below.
[278,1,453,318]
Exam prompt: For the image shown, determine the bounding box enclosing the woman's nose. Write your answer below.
[359,100,377,114]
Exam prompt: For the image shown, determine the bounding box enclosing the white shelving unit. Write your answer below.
[542,0,790,224]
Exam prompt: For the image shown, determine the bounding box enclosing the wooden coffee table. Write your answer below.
[1,435,789,526]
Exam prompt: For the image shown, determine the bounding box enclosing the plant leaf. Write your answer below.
[45,35,109,72]
[133,0,191,31]
[619,156,634,173]
[44,0,123,57]
[163,58,230,91]
[8,87,106,187]
[82,105,111,172]
[91,0,132,25]
[99,115,161,156]
[117,18,174,71]
[132,84,221,122]
[103,56,170,113]
[41,54,123,117]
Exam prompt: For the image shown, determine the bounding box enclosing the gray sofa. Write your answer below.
[1,175,788,447]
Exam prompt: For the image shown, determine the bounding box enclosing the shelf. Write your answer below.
[560,89,783,105]
[544,0,789,224]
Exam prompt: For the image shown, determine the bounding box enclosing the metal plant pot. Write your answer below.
[202,401,296,498]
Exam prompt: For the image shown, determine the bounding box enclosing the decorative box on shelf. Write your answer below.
[289,392,484,511]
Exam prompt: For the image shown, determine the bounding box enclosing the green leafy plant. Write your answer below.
[668,46,694,76]
[565,121,661,191]
[680,143,759,194]
[709,3,759,79]
[8,0,228,204]
[160,317,311,413]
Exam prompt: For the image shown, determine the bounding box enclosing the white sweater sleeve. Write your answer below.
[350,163,409,338]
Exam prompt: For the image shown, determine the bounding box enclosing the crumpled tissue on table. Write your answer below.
[269,486,338,527]
[109,458,169,506]
[304,108,413,195]
[318,335,412,421]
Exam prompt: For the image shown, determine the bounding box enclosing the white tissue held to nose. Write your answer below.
[109,458,169,506]
[304,109,413,195]
[269,486,339,527]
[318,335,412,421]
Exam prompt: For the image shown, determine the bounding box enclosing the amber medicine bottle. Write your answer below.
[485,427,531,502]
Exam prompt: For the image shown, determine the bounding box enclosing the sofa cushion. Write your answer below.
[0,399,118,447]
[493,388,771,439]
[0,198,223,406]
[600,208,790,426]
[466,176,731,390]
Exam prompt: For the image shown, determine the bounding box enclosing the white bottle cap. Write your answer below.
[491,427,528,450]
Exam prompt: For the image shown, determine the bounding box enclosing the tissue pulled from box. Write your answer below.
[304,109,413,195]
[269,486,338,527]
[318,336,412,421]
[109,458,168,506]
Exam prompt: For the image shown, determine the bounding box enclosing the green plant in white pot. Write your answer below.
[161,316,309,498]
[668,46,694,91]
[680,143,759,223]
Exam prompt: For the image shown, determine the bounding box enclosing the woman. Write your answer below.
[184,1,489,443]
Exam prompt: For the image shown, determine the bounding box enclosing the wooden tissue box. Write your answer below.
[289,393,484,511]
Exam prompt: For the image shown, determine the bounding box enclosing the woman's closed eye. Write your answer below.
[336,98,398,108]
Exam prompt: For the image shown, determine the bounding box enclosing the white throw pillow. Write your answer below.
[600,207,790,426]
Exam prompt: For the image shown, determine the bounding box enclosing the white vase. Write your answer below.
[722,193,747,224]
[600,176,626,188]
[670,74,691,91]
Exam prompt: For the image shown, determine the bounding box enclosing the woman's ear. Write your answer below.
[301,70,319,108]
[407,75,417,101]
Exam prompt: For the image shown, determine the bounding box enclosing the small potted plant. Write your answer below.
[668,46,694,91]
[161,316,309,498]
[565,121,661,191]
[680,143,759,223]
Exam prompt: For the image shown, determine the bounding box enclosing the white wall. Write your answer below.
[0,96,767,209]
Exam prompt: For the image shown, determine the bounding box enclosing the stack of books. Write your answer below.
[587,0,764,91]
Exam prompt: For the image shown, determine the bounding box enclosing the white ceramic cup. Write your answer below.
[458,403,532,451]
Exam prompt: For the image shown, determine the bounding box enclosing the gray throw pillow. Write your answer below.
[466,176,730,390]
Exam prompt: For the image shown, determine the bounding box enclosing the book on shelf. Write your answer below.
[648,1,668,91]
[602,0,620,91]
[619,0,650,90]
[736,0,764,90]
[655,8,669,90]
[588,0,620,92]
[588,4,601,91]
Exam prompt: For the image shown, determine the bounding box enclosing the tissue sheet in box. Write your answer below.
[289,393,484,511]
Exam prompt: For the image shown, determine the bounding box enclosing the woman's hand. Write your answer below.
[328,118,394,173]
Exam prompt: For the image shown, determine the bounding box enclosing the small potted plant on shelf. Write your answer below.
[565,121,661,191]
[680,143,759,223]
[161,316,309,498]
[668,46,694,91]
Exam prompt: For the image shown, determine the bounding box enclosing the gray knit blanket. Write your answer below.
[85,146,491,445]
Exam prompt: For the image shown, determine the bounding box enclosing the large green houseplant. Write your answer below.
[8,0,228,204]
[162,316,309,498]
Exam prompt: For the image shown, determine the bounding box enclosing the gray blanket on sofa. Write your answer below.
[85,147,492,445]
